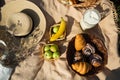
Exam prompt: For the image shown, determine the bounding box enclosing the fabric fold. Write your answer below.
[3,0,119,80]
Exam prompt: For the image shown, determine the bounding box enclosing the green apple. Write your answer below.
[44,51,53,59]
[44,45,50,51]
[53,52,60,59]
[50,44,58,52]
[53,26,59,33]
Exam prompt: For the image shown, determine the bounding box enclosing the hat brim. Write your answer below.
[0,0,46,49]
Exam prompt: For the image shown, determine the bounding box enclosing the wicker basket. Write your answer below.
[58,0,101,8]
[66,33,108,76]
[42,43,61,61]
[49,24,66,41]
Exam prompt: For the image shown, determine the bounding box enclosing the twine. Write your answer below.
[108,0,119,28]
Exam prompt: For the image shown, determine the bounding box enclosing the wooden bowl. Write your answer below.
[66,33,108,76]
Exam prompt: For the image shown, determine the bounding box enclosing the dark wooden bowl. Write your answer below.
[66,33,108,77]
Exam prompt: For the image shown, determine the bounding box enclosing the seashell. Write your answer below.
[74,34,86,51]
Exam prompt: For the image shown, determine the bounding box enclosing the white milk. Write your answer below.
[80,9,101,30]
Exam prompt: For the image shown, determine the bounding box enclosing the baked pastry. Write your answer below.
[89,54,102,67]
[74,51,83,62]
[72,62,92,75]
[75,34,86,51]
[82,43,95,56]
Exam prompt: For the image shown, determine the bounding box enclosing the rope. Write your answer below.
[108,0,119,28]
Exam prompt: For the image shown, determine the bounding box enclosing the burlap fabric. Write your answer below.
[2,0,120,80]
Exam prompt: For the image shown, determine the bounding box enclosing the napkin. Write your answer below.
[0,64,13,80]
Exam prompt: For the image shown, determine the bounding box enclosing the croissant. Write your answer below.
[72,62,92,75]
[74,34,86,51]
[58,0,98,7]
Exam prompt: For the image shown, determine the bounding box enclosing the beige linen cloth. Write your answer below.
[4,0,120,80]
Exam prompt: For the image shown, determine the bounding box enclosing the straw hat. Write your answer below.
[0,0,46,49]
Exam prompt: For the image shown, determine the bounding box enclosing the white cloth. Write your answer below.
[0,64,13,80]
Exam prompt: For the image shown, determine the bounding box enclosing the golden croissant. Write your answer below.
[72,62,92,75]
[74,34,86,51]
